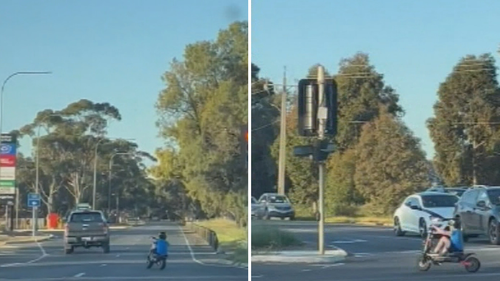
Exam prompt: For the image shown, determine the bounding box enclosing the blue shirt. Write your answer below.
[450,230,463,251]
[155,239,169,256]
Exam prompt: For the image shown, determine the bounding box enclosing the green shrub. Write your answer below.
[251,225,302,250]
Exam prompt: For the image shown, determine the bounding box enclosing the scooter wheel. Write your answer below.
[416,255,432,271]
[159,259,166,270]
[464,256,480,273]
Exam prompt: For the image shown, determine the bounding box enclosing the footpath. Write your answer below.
[182,225,248,269]
[0,233,52,247]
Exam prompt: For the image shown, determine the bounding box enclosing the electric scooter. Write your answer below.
[411,206,480,273]
[146,236,167,270]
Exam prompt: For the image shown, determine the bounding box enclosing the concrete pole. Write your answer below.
[277,67,287,194]
[317,65,326,255]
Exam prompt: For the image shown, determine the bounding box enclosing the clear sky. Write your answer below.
[0,0,248,165]
[252,0,500,159]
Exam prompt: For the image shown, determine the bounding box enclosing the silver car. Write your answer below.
[251,197,259,218]
[255,193,295,220]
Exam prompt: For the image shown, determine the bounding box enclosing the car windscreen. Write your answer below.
[421,194,458,208]
[70,212,104,223]
[448,189,465,197]
[268,195,289,203]
[487,189,500,205]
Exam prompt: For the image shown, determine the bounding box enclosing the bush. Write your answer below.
[252,225,302,250]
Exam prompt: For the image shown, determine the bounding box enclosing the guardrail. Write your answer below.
[186,222,219,251]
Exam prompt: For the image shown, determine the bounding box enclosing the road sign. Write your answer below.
[0,144,16,155]
[27,193,41,208]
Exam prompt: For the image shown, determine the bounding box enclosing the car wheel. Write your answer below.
[394,217,405,236]
[419,219,427,239]
[264,209,270,220]
[489,218,500,245]
[102,243,110,253]
[289,215,295,221]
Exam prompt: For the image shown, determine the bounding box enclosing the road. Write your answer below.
[252,220,500,281]
[0,222,246,281]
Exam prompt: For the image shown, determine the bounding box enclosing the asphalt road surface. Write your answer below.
[252,220,500,281]
[0,222,246,281]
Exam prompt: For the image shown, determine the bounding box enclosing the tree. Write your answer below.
[251,63,280,197]
[153,21,248,225]
[354,109,430,215]
[427,54,500,186]
[16,100,154,216]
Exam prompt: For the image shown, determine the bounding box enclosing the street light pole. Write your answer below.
[1,71,51,232]
[93,138,134,210]
[93,138,106,210]
[108,152,133,222]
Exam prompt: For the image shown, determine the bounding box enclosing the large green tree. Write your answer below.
[153,21,248,226]
[17,100,154,216]
[354,110,430,215]
[427,54,500,186]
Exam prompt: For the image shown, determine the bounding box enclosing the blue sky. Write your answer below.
[0,0,248,165]
[252,0,500,159]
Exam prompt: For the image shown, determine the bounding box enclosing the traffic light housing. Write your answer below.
[297,79,338,137]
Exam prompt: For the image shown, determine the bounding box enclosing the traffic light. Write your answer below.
[297,79,338,137]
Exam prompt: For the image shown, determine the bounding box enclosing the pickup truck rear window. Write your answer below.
[70,212,104,223]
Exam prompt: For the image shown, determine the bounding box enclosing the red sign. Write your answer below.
[0,155,16,167]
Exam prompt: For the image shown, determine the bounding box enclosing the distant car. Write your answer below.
[251,197,259,218]
[64,209,110,254]
[454,186,500,245]
[426,186,467,197]
[255,193,295,220]
[393,192,459,238]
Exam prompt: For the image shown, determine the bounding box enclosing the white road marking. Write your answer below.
[74,272,85,277]
[331,239,367,244]
[0,276,248,280]
[100,264,107,267]
[0,237,48,267]
[311,263,345,269]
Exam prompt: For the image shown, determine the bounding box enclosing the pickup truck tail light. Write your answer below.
[100,223,109,234]
[64,224,68,236]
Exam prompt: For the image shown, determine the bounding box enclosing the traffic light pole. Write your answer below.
[316,65,326,255]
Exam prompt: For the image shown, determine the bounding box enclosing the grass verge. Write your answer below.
[293,216,393,226]
[325,216,393,226]
[252,223,303,251]
[196,219,247,264]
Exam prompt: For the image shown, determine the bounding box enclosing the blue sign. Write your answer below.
[0,144,16,156]
[27,193,41,208]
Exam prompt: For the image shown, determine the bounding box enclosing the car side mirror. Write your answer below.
[476,201,486,208]
[260,200,266,203]
[409,205,420,210]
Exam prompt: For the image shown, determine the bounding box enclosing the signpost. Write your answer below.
[27,193,41,208]
[0,134,17,231]
[27,193,41,236]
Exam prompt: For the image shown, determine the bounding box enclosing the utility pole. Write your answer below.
[316,65,326,255]
[277,67,287,195]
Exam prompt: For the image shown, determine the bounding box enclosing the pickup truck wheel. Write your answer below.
[64,246,74,254]
[102,243,110,253]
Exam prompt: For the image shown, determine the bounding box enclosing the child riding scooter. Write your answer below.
[429,219,463,256]
[147,231,169,270]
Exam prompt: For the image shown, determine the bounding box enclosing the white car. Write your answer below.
[393,192,459,238]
